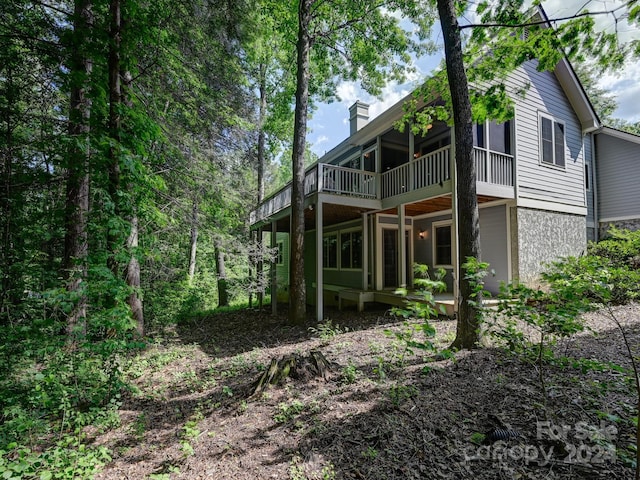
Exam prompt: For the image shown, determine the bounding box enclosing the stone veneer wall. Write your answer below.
[599,218,640,239]
[513,207,587,286]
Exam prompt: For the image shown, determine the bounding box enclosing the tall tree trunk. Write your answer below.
[122,67,143,336]
[107,0,143,336]
[188,195,198,284]
[288,0,312,325]
[257,61,267,204]
[107,0,121,277]
[437,0,482,349]
[126,211,143,336]
[63,0,93,340]
[215,240,229,307]
[256,61,267,309]
[0,67,14,323]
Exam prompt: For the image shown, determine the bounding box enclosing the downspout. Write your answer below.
[591,132,599,241]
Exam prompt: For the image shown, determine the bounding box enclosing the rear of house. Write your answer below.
[250,54,640,319]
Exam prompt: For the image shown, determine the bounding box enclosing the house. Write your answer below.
[249,55,640,320]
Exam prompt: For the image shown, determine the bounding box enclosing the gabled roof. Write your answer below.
[536,7,600,133]
[597,126,640,144]
[318,5,601,165]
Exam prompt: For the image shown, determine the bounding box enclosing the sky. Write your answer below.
[307,0,640,157]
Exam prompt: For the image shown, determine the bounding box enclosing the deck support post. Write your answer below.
[398,204,407,288]
[362,212,368,290]
[271,220,278,315]
[315,199,324,320]
[409,132,415,190]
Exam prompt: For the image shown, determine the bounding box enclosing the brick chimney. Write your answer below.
[349,101,370,136]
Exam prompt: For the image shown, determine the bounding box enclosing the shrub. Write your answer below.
[543,255,640,305]
[588,227,640,270]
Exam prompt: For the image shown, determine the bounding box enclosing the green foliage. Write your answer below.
[470,432,486,445]
[386,264,446,364]
[544,255,640,305]
[179,411,203,457]
[589,227,640,270]
[308,319,346,346]
[461,257,492,329]
[489,278,590,358]
[391,264,447,321]
[388,384,419,406]
[0,437,111,480]
[0,312,142,478]
[274,400,307,424]
[340,361,360,385]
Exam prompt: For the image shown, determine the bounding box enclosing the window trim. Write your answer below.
[432,220,453,268]
[538,112,566,169]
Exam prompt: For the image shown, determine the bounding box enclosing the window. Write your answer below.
[363,146,376,172]
[433,222,452,267]
[276,241,284,265]
[474,120,511,153]
[488,120,511,154]
[340,230,362,269]
[585,163,591,190]
[540,114,565,167]
[473,123,485,148]
[340,153,360,170]
[323,234,338,269]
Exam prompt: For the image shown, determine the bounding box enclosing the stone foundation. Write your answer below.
[599,218,640,239]
[513,207,587,287]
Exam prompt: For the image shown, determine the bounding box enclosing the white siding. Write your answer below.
[507,62,586,208]
[596,133,640,221]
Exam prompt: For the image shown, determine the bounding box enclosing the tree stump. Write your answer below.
[251,350,334,396]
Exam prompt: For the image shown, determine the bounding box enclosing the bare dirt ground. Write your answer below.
[92,303,639,479]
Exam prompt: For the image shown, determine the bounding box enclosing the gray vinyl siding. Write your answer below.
[509,62,586,208]
[596,133,640,221]
[412,214,454,292]
[585,135,595,225]
[479,205,509,294]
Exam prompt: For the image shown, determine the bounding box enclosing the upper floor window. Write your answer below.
[539,114,565,167]
[363,146,376,172]
[474,120,511,154]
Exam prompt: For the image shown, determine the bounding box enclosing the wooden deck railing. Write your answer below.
[319,164,377,198]
[381,147,450,198]
[250,146,514,224]
[473,148,514,186]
